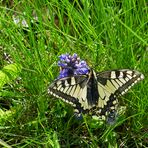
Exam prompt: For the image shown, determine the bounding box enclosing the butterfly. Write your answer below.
[48,69,144,122]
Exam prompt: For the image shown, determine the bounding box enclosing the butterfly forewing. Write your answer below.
[48,75,90,110]
[97,69,144,97]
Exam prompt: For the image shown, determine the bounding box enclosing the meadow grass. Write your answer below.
[0,0,147,147]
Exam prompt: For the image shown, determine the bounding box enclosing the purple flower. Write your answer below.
[73,53,77,59]
[57,53,90,79]
[58,61,67,67]
[74,67,89,75]
[59,54,69,61]
[58,69,69,78]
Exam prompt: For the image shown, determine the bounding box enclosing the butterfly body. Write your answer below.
[48,69,144,121]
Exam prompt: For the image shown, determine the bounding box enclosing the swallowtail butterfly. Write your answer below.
[48,69,144,121]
